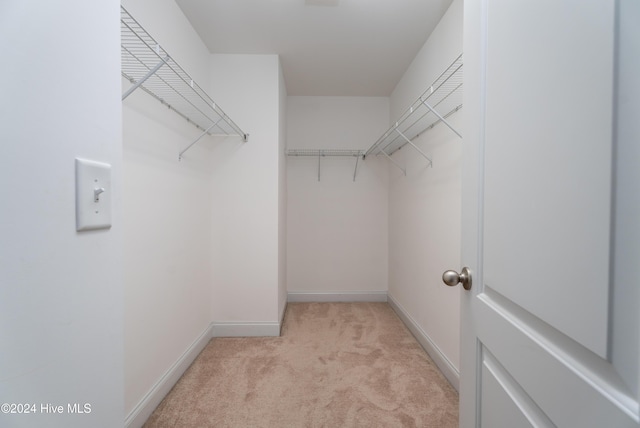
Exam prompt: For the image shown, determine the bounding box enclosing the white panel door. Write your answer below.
[459,0,640,426]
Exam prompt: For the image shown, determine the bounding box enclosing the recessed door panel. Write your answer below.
[482,0,614,359]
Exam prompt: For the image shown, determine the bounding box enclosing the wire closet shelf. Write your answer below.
[365,53,463,166]
[120,6,248,159]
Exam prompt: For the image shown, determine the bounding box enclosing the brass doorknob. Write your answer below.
[442,267,472,290]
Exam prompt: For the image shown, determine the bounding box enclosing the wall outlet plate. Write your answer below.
[75,158,112,231]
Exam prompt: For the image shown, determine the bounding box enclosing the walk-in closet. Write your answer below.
[3,0,638,427]
[118,0,465,425]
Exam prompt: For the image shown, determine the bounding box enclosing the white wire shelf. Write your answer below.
[286,149,364,182]
[365,53,463,172]
[120,6,248,159]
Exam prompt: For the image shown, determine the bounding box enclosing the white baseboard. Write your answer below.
[387,293,460,391]
[213,301,287,337]
[125,323,214,428]
[287,291,388,303]
[212,321,281,337]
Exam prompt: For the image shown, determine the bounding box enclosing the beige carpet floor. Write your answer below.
[144,302,459,427]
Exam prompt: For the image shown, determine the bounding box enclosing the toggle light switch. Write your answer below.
[75,158,112,231]
[94,187,105,202]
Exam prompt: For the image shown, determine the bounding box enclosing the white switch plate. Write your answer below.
[75,158,112,231]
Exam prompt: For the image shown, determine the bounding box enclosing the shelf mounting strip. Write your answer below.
[365,53,463,173]
[120,6,248,160]
[286,149,364,182]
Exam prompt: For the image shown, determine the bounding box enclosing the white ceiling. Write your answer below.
[174,0,453,96]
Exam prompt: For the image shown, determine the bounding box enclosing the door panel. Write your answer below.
[483,0,614,358]
[481,365,535,428]
[481,349,551,427]
[478,288,635,426]
[460,0,640,426]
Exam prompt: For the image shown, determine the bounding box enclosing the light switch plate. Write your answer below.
[75,158,112,231]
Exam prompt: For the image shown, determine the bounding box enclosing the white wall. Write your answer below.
[287,97,389,298]
[387,0,463,385]
[0,1,123,427]
[209,54,284,331]
[121,0,215,422]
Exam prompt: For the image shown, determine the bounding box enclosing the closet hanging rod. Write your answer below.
[120,6,249,160]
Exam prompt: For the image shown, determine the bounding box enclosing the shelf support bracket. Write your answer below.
[419,98,462,138]
[353,155,360,182]
[122,56,169,101]
[317,152,321,182]
[395,129,433,168]
[380,150,406,176]
[178,119,222,161]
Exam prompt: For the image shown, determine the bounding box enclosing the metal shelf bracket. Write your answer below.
[179,120,220,161]
[121,55,168,101]
[379,150,406,176]
[395,128,432,168]
[419,98,462,139]
[353,155,360,182]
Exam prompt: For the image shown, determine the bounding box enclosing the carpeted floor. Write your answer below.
[144,302,459,427]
